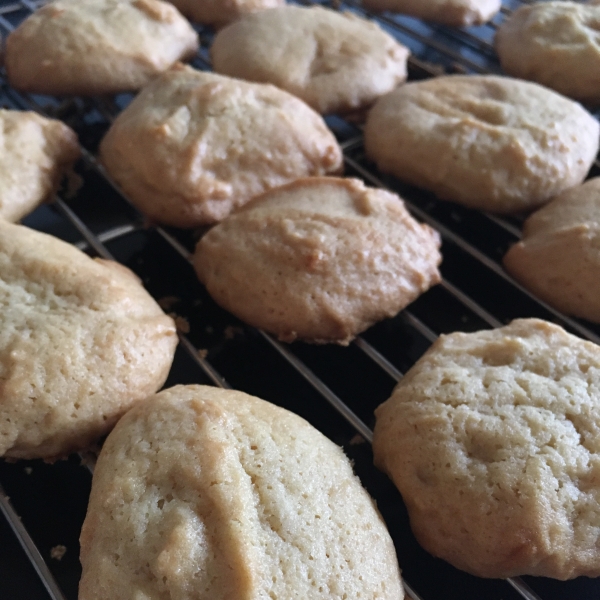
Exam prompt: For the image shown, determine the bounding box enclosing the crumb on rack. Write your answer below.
[50,545,67,561]
[158,296,180,310]
[169,313,190,333]
[64,170,84,199]
[349,434,366,446]
[198,349,208,359]
[224,326,243,340]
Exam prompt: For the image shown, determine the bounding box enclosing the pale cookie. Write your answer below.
[211,6,410,114]
[5,0,199,96]
[373,319,600,579]
[361,0,500,27]
[0,221,178,460]
[169,0,283,28]
[0,110,79,222]
[504,178,600,323]
[193,177,441,345]
[364,75,599,214]
[100,65,343,228]
[79,384,404,600]
[495,2,600,104]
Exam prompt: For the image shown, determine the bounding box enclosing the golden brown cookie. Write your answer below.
[0,109,79,222]
[79,384,404,600]
[5,0,199,96]
[0,221,178,460]
[364,75,599,214]
[504,178,600,323]
[169,0,283,28]
[495,2,600,103]
[373,319,600,579]
[193,177,441,344]
[211,5,410,114]
[361,0,500,27]
[100,65,343,228]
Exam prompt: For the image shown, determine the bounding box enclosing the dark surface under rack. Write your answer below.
[1,0,599,599]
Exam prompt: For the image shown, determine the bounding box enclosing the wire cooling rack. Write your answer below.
[0,0,599,599]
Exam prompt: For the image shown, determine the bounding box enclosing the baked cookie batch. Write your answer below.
[2,0,600,596]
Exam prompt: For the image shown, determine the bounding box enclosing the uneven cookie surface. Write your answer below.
[361,0,500,26]
[373,319,600,579]
[0,109,79,222]
[169,0,283,27]
[211,5,410,114]
[194,177,441,344]
[496,2,600,103]
[5,0,198,95]
[364,75,599,213]
[79,384,404,600]
[100,65,343,227]
[0,221,177,460]
[504,178,600,323]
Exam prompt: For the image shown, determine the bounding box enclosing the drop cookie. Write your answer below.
[495,2,600,104]
[193,177,441,345]
[504,178,600,323]
[211,5,410,114]
[361,0,500,27]
[364,75,599,213]
[5,0,199,96]
[0,221,178,460]
[0,110,79,222]
[79,384,404,600]
[100,65,343,227]
[373,319,600,579]
[169,0,283,28]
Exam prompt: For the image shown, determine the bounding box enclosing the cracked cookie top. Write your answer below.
[373,318,600,579]
[211,5,409,114]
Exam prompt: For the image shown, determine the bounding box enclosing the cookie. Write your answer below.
[5,0,199,96]
[79,384,404,600]
[364,75,599,214]
[0,221,178,460]
[373,318,600,579]
[495,2,600,104]
[193,177,441,345]
[361,0,500,27]
[100,65,343,228]
[169,0,283,28]
[211,6,410,114]
[503,178,600,323]
[0,110,79,222]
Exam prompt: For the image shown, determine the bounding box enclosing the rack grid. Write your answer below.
[0,0,599,599]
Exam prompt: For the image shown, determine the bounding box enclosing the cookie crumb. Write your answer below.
[50,545,67,561]
[197,349,208,359]
[158,296,179,310]
[24,467,32,475]
[349,434,366,446]
[224,326,243,340]
[169,314,190,334]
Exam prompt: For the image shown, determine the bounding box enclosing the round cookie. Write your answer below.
[5,0,199,96]
[364,75,599,214]
[100,65,343,228]
[0,221,178,460]
[211,6,410,114]
[504,178,600,323]
[0,109,79,222]
[79,384,405,600]
[495,2,600,104]
[373,319,600,579]
[193,177,441,345]
[361,0,500,27]
[169,0,283,28]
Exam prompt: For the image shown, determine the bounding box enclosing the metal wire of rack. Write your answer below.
[0,0,599,599]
